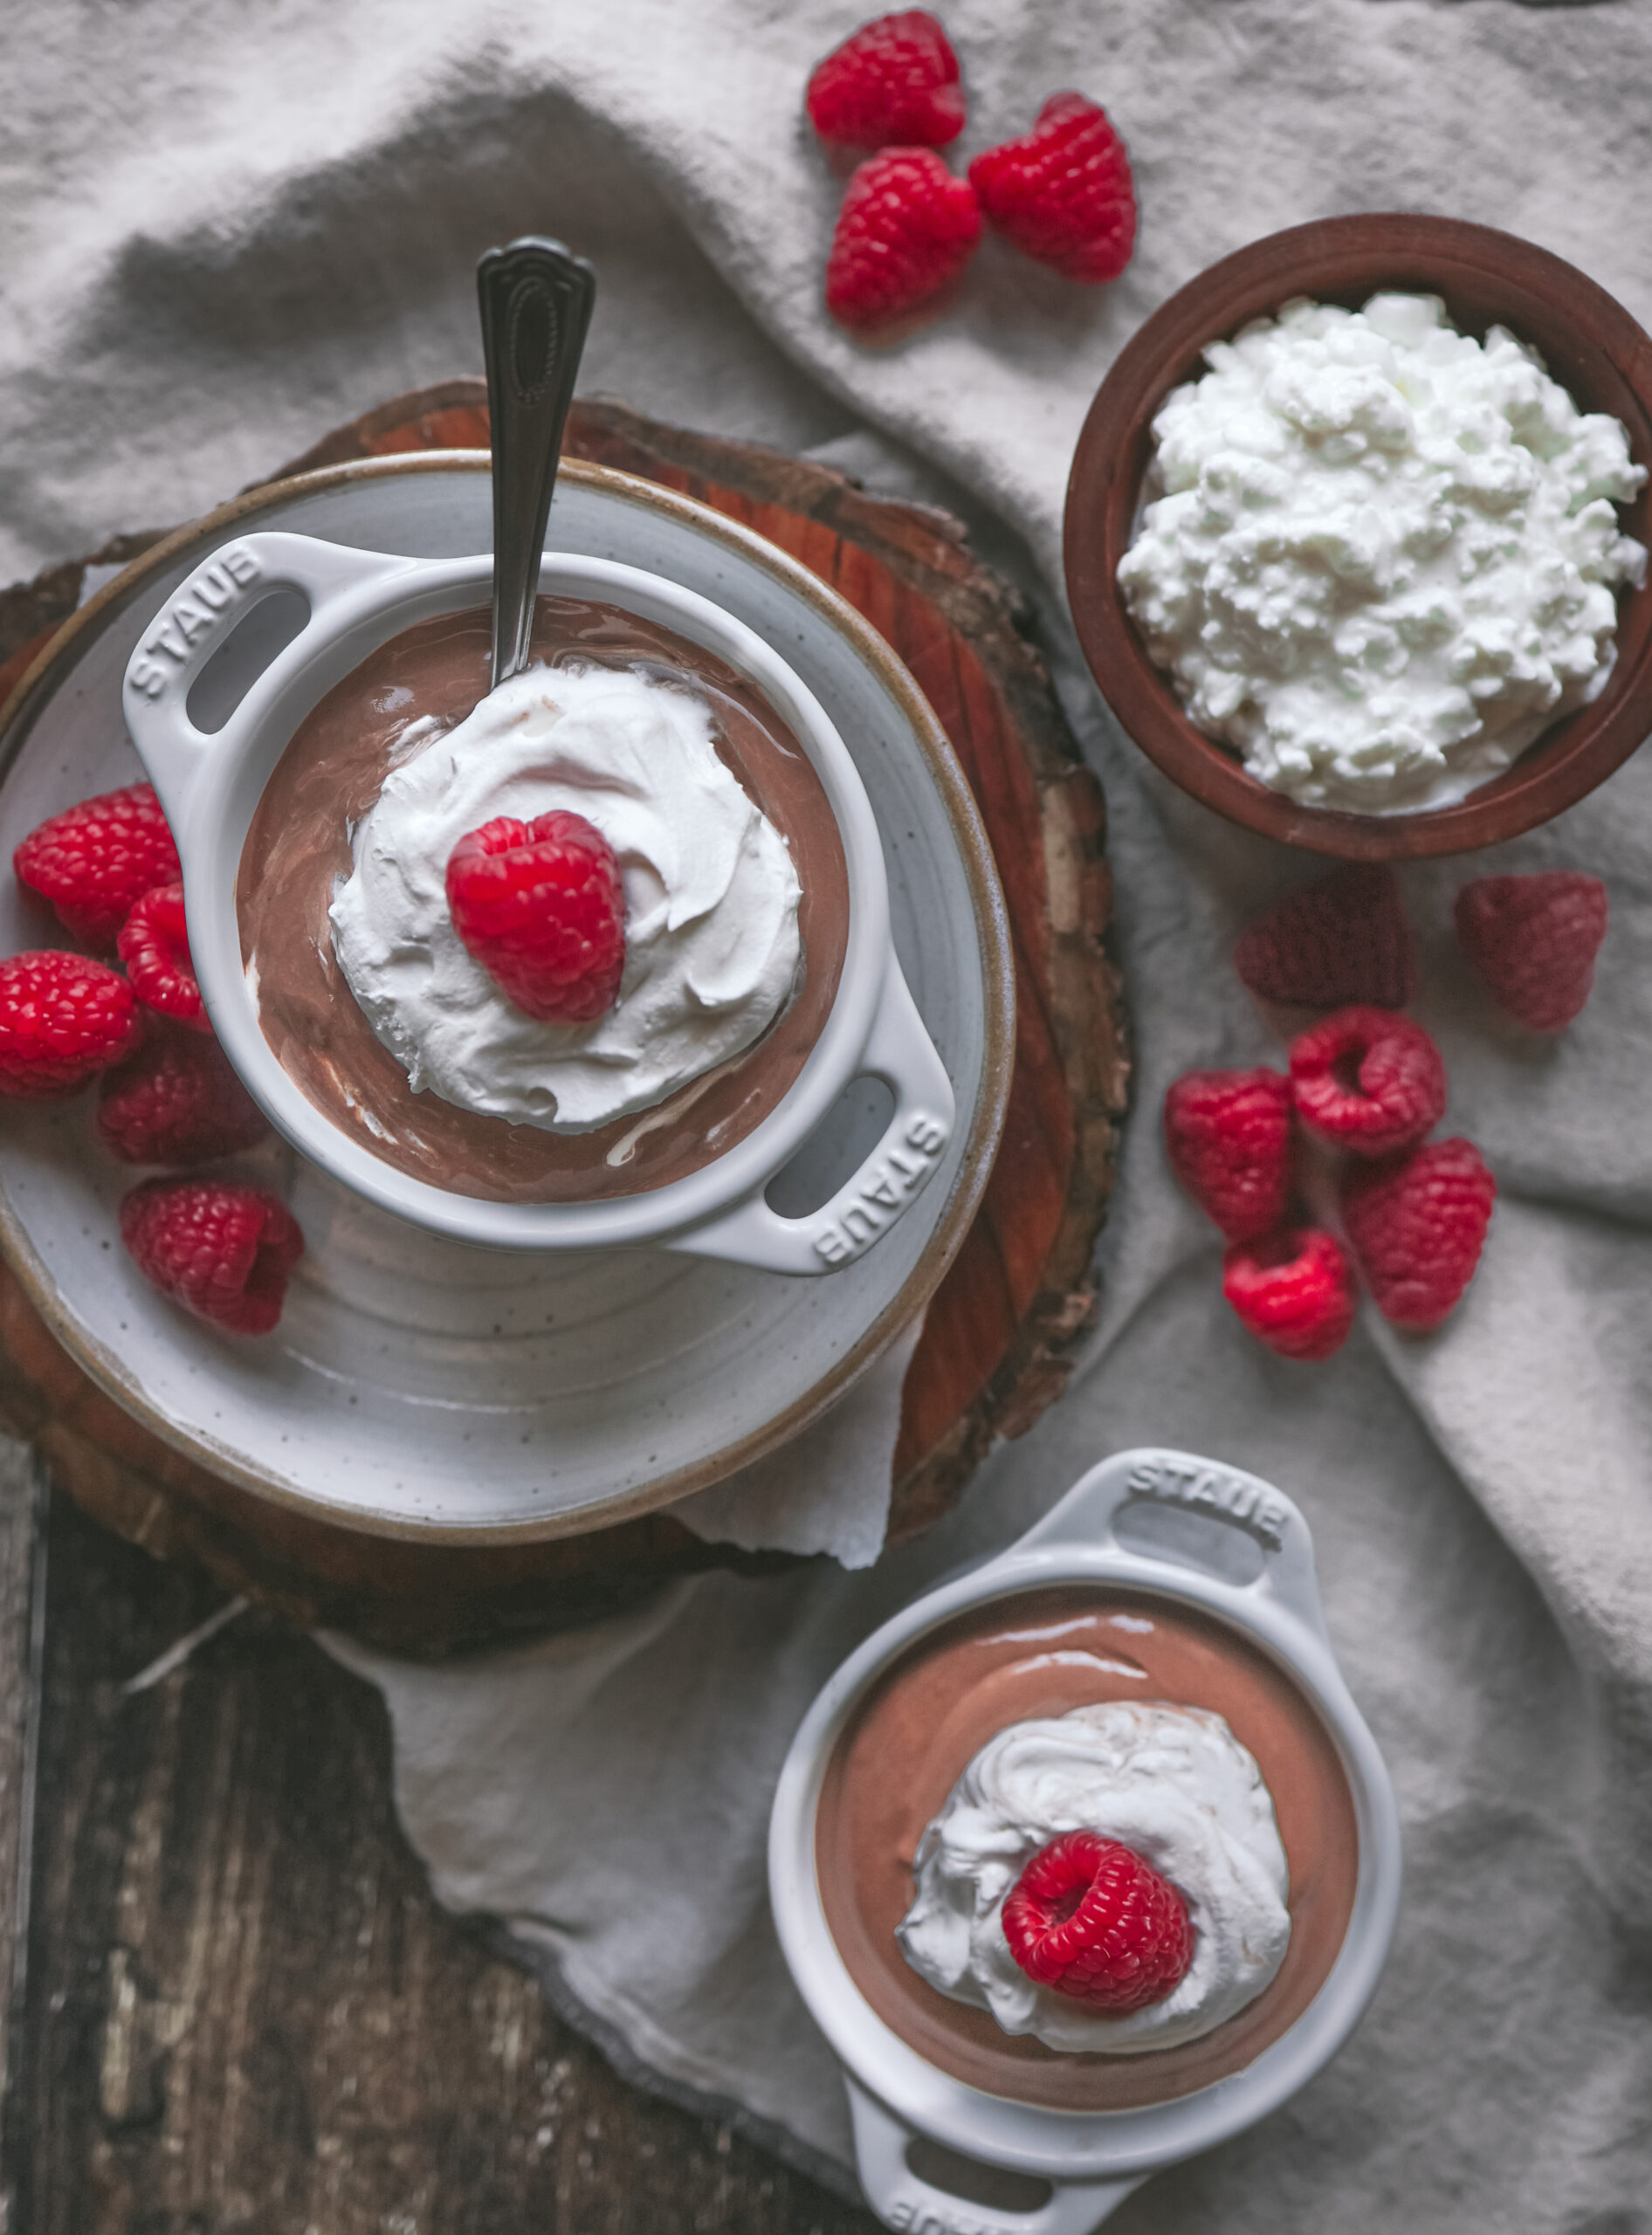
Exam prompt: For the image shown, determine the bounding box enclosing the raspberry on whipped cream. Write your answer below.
[327,662,803,1133]
[896,1698,1291,2053]
[446,808,627,1024]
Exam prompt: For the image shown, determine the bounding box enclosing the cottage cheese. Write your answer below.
[1117,292,1647,812]
[896,1699,1291,2053]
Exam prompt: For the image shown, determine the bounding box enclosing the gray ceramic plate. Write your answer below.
[0,457,1013,1541]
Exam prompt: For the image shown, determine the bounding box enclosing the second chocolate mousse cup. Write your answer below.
[768,1448,1402,2233]
[120,530,959,1274]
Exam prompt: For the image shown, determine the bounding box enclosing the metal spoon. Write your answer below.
[477,235,597,691]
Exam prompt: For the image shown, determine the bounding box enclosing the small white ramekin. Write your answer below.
[769,1447,1402,2232]
[121,531,953,1273]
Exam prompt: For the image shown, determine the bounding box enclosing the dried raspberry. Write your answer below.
[0,951,142,1097]
[97,1033,269,1165]
[1236,863,1417,1012]
[825,148,981,329]
[1454,872,1608,1033]
[120,1176,303,1335]
[1342,1138,1496,1330]
[1290,1006,1446,1158]
[117,883,209,1033]
[1222,1226,1356,1362]
[806,10,964,149]
[446,811,625,1024]
[1163,1067,1293,1242]
[13,782,180,948]
[1002,1831,1193,2012]
[967,93,1137,283]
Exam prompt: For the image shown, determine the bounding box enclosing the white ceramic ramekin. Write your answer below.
[120,530,953,1274]
[769,1447,1402,2233]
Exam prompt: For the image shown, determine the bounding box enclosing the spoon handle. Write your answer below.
[477,236,597,691]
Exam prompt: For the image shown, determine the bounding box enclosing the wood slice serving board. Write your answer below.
[0,388,1129,1653]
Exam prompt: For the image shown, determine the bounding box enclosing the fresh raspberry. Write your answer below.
[1342,1138,1496,1330]
[806,10,964,149]
[1163,1067,1293,1242]
[967,93,1137,283]
[1290,1006,1446,1159]
[116,883,209,1033]
[97,1033,269,1165]
[1001,1831,1193,2012]
[1236,863,1417,1012]
[1222,1226,1357,1361]
[0,951,142,1097]
[825,148,982,329]
[446,811,625,1024]
[1454,872,1608,1033]
[13,782,181,949]
[119,1176,303,1335]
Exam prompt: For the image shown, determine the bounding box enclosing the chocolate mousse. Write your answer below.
[236,596,849,1203]
[814,1585,1359,2111]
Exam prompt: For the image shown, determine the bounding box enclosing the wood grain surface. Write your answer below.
[1,1480,878,2234]
[0,387,1129,1651]
[0,1441,45,2235]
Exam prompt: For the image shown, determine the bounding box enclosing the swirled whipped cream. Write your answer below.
[1117,292,1648,812]
[896,1699,1291,2053]
[329,662,802,1131]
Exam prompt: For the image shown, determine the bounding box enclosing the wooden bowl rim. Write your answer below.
[1063,212,1652,859]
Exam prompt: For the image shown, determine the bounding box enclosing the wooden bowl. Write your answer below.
[1063,214,1652,859]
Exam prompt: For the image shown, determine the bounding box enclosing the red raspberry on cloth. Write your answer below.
[13,782,180,948]
[825,148,982,329]
[117,883,210,1033]
[967,93,1137,283]
[1002,1830,1193,2012]
[0,950,142,1097]
[97,1033,269,1165]
[1289,1006,1446,1158]
[120,1176,303,1335]
[1236,863,1417,1012]
[1342,1138,1496,1330]
[1454,871,1608,1033]
[446,810,626,1024]
[806,10,964,149]
[1162,1066,1292,1242]
[1222,1226,1357,1362]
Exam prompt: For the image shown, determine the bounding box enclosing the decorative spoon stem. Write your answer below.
[477,236,597,691]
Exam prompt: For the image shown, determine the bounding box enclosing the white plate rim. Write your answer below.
[0,452,1016,1544]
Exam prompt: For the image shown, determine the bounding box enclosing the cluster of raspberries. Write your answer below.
[1167,862,1608,1362]
[2,782,302,1334]
[808,10,1137,331]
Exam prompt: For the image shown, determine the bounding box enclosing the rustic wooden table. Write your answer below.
[0,1456,881,2233]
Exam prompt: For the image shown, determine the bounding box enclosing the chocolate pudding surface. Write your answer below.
[236,597,849,1203]
[815,1585,1359,2110]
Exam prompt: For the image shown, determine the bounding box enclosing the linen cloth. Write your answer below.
[9,2,1652,2225]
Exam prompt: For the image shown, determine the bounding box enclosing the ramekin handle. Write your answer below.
[121,532,423,825]
[844,2077,1144,2235]
[664,956,954,1277]
[1013,1446,1331,1643]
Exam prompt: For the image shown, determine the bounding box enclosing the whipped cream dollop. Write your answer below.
[328,661,803,1132]
[1117,292,1648,813]
[896,1699,1291,2053]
